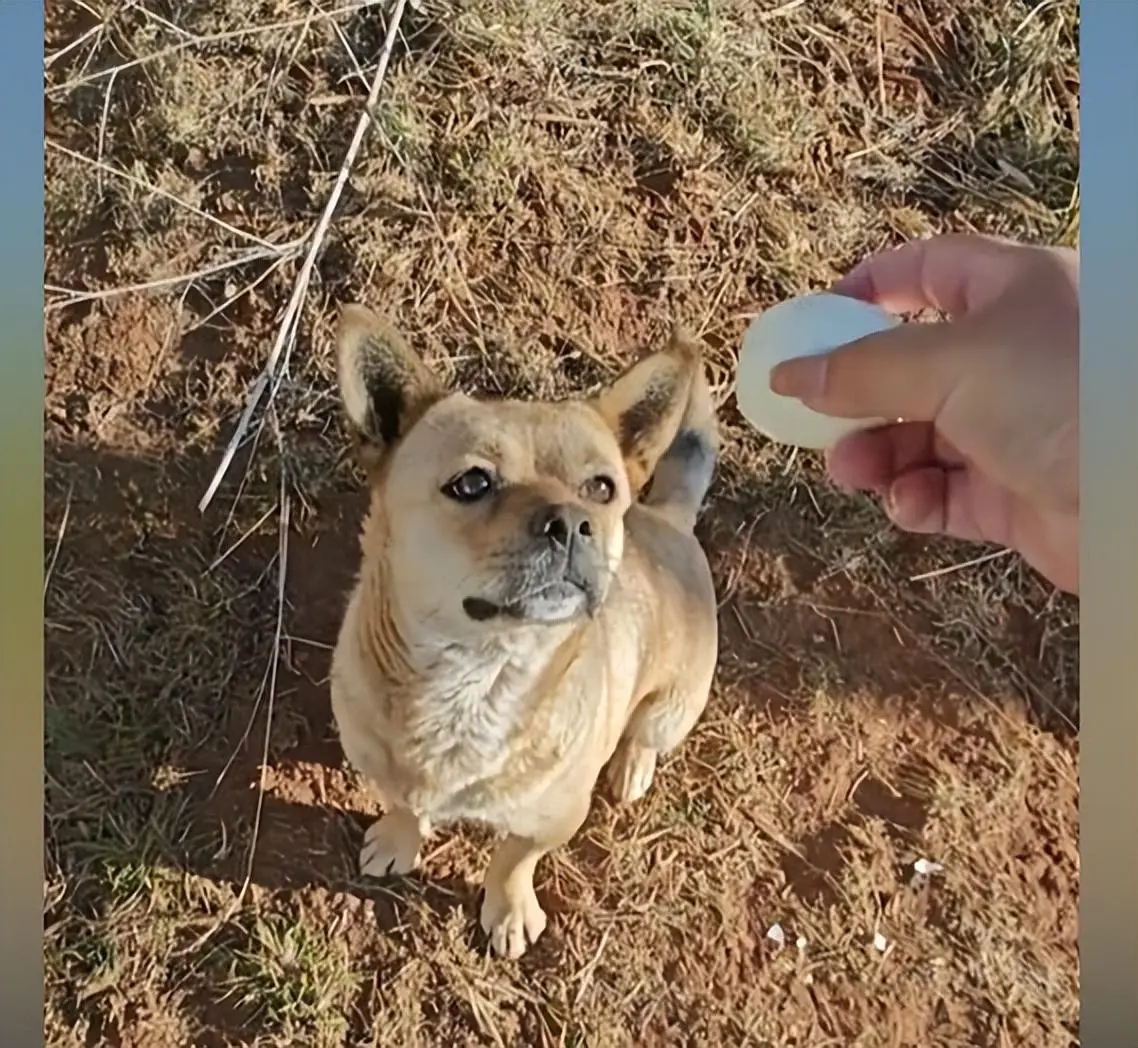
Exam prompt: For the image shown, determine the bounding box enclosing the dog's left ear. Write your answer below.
[591,326,702,493]
[336,304,447,459]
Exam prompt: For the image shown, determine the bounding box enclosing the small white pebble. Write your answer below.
[766,923,786,947]
[796,935,808,951]
[914,858,943,876]
[873,932,889,952]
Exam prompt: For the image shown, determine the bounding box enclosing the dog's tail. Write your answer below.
[644,327,719,530]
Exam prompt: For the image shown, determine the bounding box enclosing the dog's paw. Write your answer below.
[359,814,421,878]
[608,742,658,803]
[480,888,548,959]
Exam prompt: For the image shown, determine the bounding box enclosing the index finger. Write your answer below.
[833,233,1021,317]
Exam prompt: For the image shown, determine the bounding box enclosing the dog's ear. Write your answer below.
[591,326,702,493]
[336,304,447,457]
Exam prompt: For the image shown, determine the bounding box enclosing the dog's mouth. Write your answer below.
[463,578,598,625]
[462,596,507,621]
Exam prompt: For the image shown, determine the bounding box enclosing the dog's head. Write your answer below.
[337,305,701,638]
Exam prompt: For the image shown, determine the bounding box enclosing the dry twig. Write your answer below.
[199,0,412,512]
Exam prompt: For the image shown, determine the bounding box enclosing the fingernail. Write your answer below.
[770,356,827,400]
[830,266,872,301]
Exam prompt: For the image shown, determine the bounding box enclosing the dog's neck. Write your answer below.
[354,544,583,724]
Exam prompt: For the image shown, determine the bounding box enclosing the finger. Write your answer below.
[832,233,1019,316]
[771,315,974,423]
[886,468,948,533]
[826,422,937,492]
[885,467,986,544]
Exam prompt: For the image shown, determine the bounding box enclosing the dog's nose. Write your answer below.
[530,503,594,549]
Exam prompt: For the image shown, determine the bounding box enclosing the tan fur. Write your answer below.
[330,305,719,958]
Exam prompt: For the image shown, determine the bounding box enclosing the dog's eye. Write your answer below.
[443,467,495,503]
[580,475,616,504]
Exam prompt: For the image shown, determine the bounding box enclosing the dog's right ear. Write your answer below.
[336,304,447,456]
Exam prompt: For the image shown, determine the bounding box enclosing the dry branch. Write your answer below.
[199,0,412,512]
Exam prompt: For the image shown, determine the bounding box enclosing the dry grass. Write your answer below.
[44,0,1079,1045]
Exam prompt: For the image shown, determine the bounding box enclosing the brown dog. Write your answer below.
[329,305,719,958]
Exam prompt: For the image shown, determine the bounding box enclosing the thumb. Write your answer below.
[769,316,974,423]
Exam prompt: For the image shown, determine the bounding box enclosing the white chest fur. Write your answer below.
[401,643,539,802]
[331,602,594,830]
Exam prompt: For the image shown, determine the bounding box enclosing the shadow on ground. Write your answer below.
[45,428,1078,1044]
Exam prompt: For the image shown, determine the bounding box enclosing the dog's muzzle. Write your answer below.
[462,502,606,624]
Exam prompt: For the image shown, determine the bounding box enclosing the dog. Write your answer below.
[329,304,720,958]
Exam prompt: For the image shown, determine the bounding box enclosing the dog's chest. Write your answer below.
[408,686,515,775]
[401,660,546,822]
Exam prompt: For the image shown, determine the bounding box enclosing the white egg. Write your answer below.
[735,291,899,449]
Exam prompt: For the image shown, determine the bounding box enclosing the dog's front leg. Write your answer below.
[480,802,587,959]
[480,835,553,959]
[360,807,427,878]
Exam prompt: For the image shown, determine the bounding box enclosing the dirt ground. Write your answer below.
[44,1,1080,1045]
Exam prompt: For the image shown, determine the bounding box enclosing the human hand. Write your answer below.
[769,233,1079,594]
